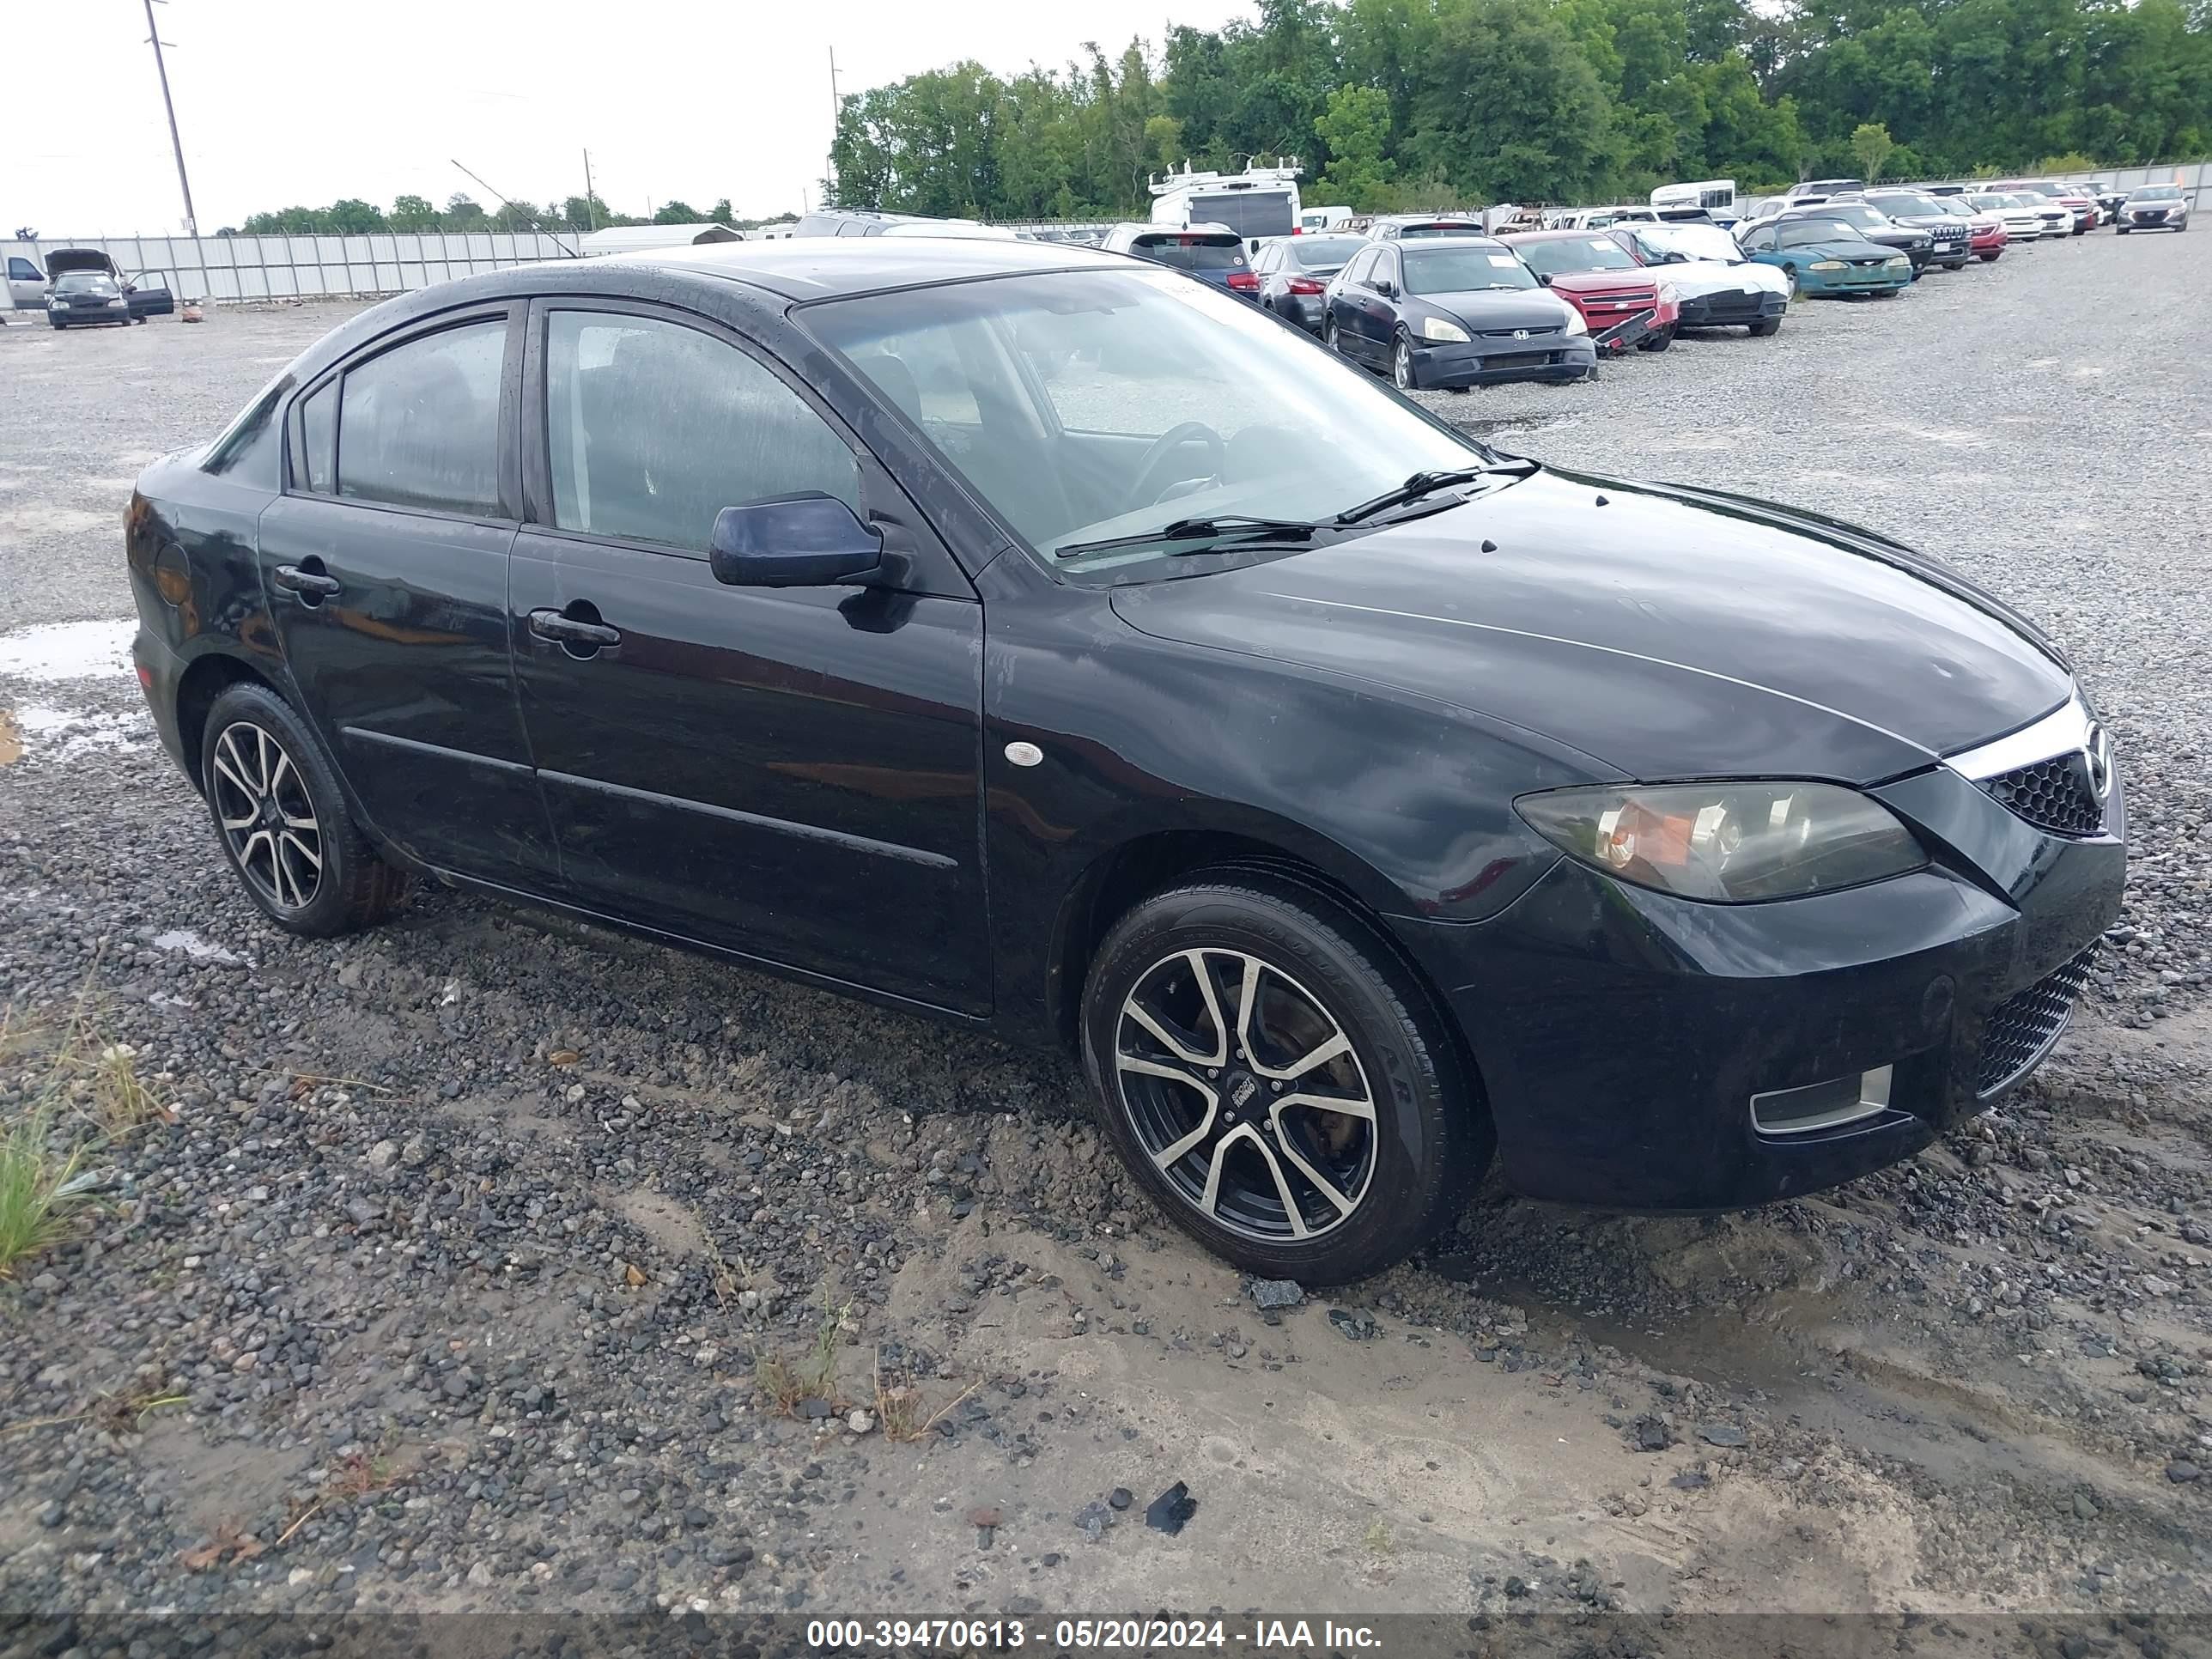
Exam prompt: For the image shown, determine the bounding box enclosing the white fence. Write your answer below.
[5,231,584,307]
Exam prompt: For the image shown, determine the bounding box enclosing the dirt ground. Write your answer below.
[2,242,2209,1658]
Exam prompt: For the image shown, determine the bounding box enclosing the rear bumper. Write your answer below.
[1393,763,2126,1211]
[1273,295,1327,332]
[1412,336,1598,386]
[131,623,192,781]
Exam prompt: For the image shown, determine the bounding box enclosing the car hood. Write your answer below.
[1638,258,1788,299]
[1107,468,2072,785]
[1414,289,1573,331]
[43,247,120,281]
[1544,270,1656,296]
[1783,240,1897,263]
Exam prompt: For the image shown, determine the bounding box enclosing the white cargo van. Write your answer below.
[1148,161,1304,242]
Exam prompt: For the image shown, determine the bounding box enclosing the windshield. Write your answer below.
[1820,204,1890,228]
[1291,236,1365,269]
[1866,195,1932,216]
[1133,236,1246,271]
[1776,220,1868,248]
[1401,246,1534,293]
[2130,185,2183,202]
[1515,236,1637,276]
[804,268,1489,575]
[1930,198,1973,216]
[1635,223,1741,264]
[54,271,116,293]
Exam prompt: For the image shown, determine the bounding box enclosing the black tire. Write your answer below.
[1748,318,1781,337]
[1080,871,1491,1285]
[198,682,409,937]
[48,319,64,330]
[1639,325,1674,352]
[2116,227,2129,235]
[1392,332,1419,392]
[1978,250,2001,260]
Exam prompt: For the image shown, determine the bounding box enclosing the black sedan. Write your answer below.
[125,238,2124,1284]
[1323,236,1596,389]
[1249,234,1366,331]
[47,270,134,326]
[2116,185,2191,232]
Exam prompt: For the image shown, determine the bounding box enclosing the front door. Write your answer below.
[507,301,989,1013]
[255,308,561,885]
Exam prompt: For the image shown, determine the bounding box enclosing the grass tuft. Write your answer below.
[0,1105,94,1280]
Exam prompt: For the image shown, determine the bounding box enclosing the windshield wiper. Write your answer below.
[1334,460,1539,526]
[1054,514,1324,560]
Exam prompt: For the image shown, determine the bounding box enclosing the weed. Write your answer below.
[0,1105,96,1279]
[1364,1519,1396,1557]
[2,1382,186,1439]
[870,1353,981,1444]
[753,1297,851,1416]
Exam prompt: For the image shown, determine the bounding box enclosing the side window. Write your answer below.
[337,320,505,514]
[1343,249,1374,285]
[1742,228,1773,252]
[1378,251,1401,289]
[544,311,860,554]
[297,383,337,492]
[7,257,40,282]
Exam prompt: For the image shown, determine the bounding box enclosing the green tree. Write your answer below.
[389,194,440,231]
[1850,120,1895,180]
[653,199,704,223]
[1314,83,1396,205]
[444,193,489,227]
[709,198,734,224]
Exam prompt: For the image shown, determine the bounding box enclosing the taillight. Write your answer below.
[1225,270,1259,291]
[1285,276,1326,295]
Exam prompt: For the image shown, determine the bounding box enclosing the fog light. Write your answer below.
[1751,1065,1893,1136]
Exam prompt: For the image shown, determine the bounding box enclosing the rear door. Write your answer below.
[507,299,990,1013]
[255,307,560,886]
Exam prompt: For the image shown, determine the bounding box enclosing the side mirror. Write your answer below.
[1534,271,1553,286]
[709,493,884,588]
[1373,279,1395,298]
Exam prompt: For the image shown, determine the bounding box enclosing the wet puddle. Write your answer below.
[0,617,135,683]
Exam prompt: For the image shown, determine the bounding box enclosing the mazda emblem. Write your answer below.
[2083,721,2113,800]
[1512,328,1530,340]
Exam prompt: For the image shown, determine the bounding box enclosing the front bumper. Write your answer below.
[1674,289,1786,328]
[1411,334,1597,386]
[1395,761,2125,1211]
[2124,211,2182,229]
[1798,264,1913,296]
[49,303,131,324]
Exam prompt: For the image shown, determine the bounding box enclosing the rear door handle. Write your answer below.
[272,564,341,599]
[528,609,622,648]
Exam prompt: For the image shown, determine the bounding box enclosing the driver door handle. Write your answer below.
[528,609,622,648]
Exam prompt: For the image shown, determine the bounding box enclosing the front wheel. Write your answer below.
[1638,325,1674,353]
[2116,227,2130,235]
[1748,318,1781,337]
[1392,334,1418,391]
[199,683,410,937]
[1081,872,1490,1284]
[1324,315,1343,352]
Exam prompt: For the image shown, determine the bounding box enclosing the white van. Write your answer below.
[1299,205,1352,234]
[1651,179,1740,223]
[1149,161,1304,241]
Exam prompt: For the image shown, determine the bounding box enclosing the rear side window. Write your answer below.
[544,311,859,553]
[1134,237,1246,272]
[337,321,505,515]
[298,384,337,493]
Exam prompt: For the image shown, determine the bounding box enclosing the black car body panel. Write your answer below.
[125,240,2124,1218]
[1855,195,1973,268]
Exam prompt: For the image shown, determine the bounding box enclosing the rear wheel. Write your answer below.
[199,683,410,937]
[1392,334,1418,392]
[1324,315,1342,352]
[1081,872,1489,1284]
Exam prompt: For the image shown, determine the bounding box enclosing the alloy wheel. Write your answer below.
[1112,947,1376,1243]
[210,720,323,912]
[1393,339,1413,390]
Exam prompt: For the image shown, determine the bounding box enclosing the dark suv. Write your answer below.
[1856,191,1973,270]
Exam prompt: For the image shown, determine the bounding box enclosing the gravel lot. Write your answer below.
[2,235,2209,1654]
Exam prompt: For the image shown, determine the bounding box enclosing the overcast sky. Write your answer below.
[12,0,1256,235]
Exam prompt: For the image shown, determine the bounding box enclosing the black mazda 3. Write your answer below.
[125,238,2124,1284]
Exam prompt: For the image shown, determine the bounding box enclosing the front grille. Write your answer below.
[1475,327,1554,338]
[1481,350,1559,369]
[1701,290,1764,319]
[1984,752,2104,837]
[1976,948,2097,1097]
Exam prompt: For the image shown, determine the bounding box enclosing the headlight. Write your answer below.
[49,298,67,309]
[1656,283,1680,305]
[1808,260,1846,271]
[1516,781,1925,902]
[106,297,128,308]
[1419,316,1468,343]
[1558,307,1587,336]
[1886,254,1911,268]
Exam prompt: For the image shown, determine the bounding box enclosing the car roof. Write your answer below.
[1494,228,1613,243]
[617,235,1109,300]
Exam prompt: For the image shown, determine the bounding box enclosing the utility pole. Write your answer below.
[142,0,198,235]
[581,149,598,230]
[827,46,842,203]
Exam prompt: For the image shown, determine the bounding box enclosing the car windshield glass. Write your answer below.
[55,271,115,293]
[1134,236,1245,271]
[804,267,1491,576]
[1777,221,1867,247]
[1821,204,1887,228]
[1867,197,1929,216]
[2130,186,2182,201]
[1515,237,1637,276]
[1292,237,1365,268]
[1401,246,1534,293]
[1931,198,1972,216]
[1636,224,1740,263]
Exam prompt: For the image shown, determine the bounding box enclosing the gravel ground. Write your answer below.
[2,239,2209,1655]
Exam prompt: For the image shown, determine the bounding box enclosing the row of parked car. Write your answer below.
[1081,173,2188,391]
